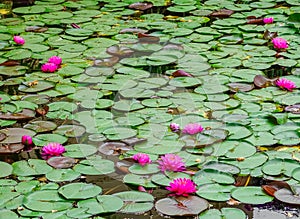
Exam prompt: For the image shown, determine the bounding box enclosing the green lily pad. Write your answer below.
[23,190,73,212]
[231,186,274,204]
[0,161,12,178]
[12,159,52,177]
[262,158,300,177]
[103,127,137,140]
[46,169,81,182]
[196,184,235,201]
[33,134,68,146]
[64,144,97,158]
[78,195,123,215]
[123,173,157,188]
[199,208,247,219]
[73,156,115,175]
[113,191,154,214]
[193,169,235,186]
[58,183,102,199]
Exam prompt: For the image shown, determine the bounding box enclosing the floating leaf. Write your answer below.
[231,186,274,204]
[155,196,208,216]
[58,183,102,199]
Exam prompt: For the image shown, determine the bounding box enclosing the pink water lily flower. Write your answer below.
[41,142,65,160]
[182,123,204,135]
[21,135,34,151]
[263,17,274,24]
[41,62,58,73]
[170,123,180,132]
[13,36,25,45]
[275,78,297,91]
[272,37,288,50]
[132,153,151,166]
[48,56,62,66]
[158,154,186,172]
[166,178,197,197]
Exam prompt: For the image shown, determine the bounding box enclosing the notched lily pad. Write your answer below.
[98,142,131,156]
[0,109,35,121]
[274,186,300,205]
[227,82,254,92]
[47,156,77,169]
[285,104,300,114]
[155,196,209,216]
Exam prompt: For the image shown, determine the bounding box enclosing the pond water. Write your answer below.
[0,0,300,218]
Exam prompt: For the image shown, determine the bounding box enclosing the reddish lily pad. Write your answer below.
[106,45,134,57]
[227,82,254,92]
[129,2,153,10]
[0,128,35,144]
[285,104,300,114]
[155,196,209,216]
[0,143,24,154]
[0,109,35,121]
[98,142,132,156]
[47,157,77,169]
[24,121,57,133]
[253,75,276,88]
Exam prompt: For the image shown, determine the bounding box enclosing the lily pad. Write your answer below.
[155,196,208,216]
[231,186,274,204]
[58,183,102,199]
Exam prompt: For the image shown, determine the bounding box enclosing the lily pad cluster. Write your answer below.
[0,0,300,218]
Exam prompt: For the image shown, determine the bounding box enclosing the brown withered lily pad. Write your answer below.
[263,30,278,40]
[138,33,160,43]
[0,60,20,66]
[210,9,234,18]
[0,109,35,120]
[119,28,148,34]
[99,142,132,155]
[0,128,35,144]
[253,75,276,88]
[116,160,132,174]
[129,2,153,10]
[0,143,24,154]
[262,181,291,196]
[172,70,192,77]
[25,26,48,33]
[285,104,300,114]
[121,137,147,146]
[227,82,254,92]
[106,45,135,58]
[94,56,119,67]
[247,17,264,25]
[47,156,77,169]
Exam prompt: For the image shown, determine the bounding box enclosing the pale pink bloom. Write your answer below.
[41,142,65,160]
[138,185,153,194]
[48,56,62,66]
[132,153,151,166]
[13,36,25,45]
[21,135,34,151]
[166,178,197,196]
[182,123,204,135]
[158,154,186,172]
[263,17,274,24]
[41,62,58,73]
[170,123,180,132]
[272,37,288,50]
[275,78,297,91]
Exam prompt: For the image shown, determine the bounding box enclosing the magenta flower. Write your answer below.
[21,135,34,151]
[158,154,186,172]
[182,123,204,135]
[132,153,151,166]
[13,36,25,45]
[166,178,197,196]
[170,123,180,132]
[41,62,58,73]
[272,37,288,50]
[275,78,297,91]
[263,17,274,24]
[41,142,65,160]
[48,56,62,66]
